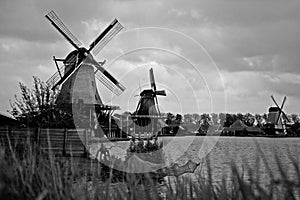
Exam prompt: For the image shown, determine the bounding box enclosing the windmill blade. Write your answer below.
[92,60,125,95]
[95,72,122,96]
[271,95,287,124]
[271,95,282,124]
[280,96,290,122]
[154,96,161,115]
[94,70,125,95]
[50,55,84,89]
[155,90,166,96]
[271,95,281,109]
[281,96,287,108]
[149,68,156,91]
[281,111,290,123]
[276,96,287,124]
[89,19,123,55]
[45,10,82,50]
[46,64,65,89]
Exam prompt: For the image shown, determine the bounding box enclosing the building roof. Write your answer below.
[230,119,247,131]
[222,127,231,132]
[0,111,15,119]
[0,112,20,126]
[245,126,264,133]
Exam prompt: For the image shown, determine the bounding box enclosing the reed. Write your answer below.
[0,141,299,200]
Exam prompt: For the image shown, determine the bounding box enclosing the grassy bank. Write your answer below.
[0,142,299,200]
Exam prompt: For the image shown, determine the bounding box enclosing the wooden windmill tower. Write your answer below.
[265,95,290,135]
[130,68,166,138]
[45,11,125,132]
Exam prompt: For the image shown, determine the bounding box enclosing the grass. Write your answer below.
[0,141,299,200]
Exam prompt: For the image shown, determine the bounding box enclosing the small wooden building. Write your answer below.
[0,112,20,127]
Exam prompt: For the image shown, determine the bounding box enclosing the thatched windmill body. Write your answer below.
[45,11,125,133]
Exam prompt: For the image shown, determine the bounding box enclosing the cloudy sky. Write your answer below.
[0,0,300,115]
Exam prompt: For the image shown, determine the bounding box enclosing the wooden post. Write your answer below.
[34,127,40,155]
[120,116,122,138]
[62,128,67,156]
[83,129,88,157]
[127,116,129,138]
[133,117,136,138]
[35,127,40,145]
[8,126,11,137]
[46,128,51,155]
[109,114,111,138]
[7,126,11,147]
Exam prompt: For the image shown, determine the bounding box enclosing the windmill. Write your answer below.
[130,68,166,137]
[265,95,290,135]
[45,10,125,134]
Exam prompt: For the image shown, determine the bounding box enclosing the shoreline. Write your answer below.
[91,134,300,143]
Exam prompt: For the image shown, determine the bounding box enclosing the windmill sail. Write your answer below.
[85,56,125,95]
[89,19,123,55]
[149,68,166,96]
[45,10,125,97]
[45,10,82,49]
[155,90,166,96]
[46,64,65,89]
[95,72,124,96]
[149,68,156,91]
[47,59,84,90]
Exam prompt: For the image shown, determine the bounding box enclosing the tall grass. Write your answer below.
[0,141,299,200]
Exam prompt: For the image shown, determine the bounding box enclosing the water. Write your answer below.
[177,136,300,185]
[90,136,300,185]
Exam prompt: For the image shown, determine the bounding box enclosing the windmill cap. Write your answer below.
[140,89,155,96]
[269,107,281,112]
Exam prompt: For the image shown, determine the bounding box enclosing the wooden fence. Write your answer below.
[0,127,91,157]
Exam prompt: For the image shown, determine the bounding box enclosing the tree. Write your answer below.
[291,121,300,136]
[175,114,182,124]
[236,113,244,121]
[262,113,268,121]
[290,114,299,124]
[9,76,72,127]
[192,113,200,122]
[224,114,234,127]
[255,114,263,128]
[166,113,175,125]
[244,113,254,127]
[183,114,192,123]
[164,113,182,135]
[198,113,210,134]
[211,113,218,125]
[200,113,211,122]
[219,113,226,127]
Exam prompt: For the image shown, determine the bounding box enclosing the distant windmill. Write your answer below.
[134,68,166,116]
[45,10,125,107]
[265,95,290,135]
[130,68,166,137]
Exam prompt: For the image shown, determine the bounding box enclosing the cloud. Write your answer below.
[0,0,299,114]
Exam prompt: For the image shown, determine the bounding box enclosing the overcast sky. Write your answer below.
[0,0,300,115]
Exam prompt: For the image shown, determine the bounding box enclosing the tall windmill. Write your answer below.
[265,95,290,135]
[130,68,166,137]
[45,10,125,107]
[45,11,125,134]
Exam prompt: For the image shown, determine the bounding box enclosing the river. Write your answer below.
[90,136,300,187]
